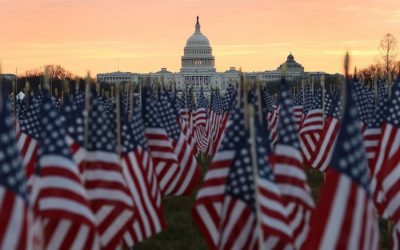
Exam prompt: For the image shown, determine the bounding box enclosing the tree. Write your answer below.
[379,33,398,77]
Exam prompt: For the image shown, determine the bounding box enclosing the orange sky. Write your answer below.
[0,0,399,76]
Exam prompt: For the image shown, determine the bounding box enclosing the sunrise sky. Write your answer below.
[0,0,399,76]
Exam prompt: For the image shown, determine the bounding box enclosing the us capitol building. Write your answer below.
[97,16,335,99]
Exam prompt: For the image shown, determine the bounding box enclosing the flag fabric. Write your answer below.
[157,92,200,195]
[217,107,293,250]
[17,97,41,187]
[142,89,180,196]
[33,94,99,250]
[292,87,303,130]
[193,106,243,250]
[263,87,279,146]
[121,104,166,247]
[299,88,323,166]
[363,81,389,168]
[371,80,400,210]
[193,89,209,153]
[207,90,229,157]
[373,81,400,220]
[80,90,135,249]
[310,92,342,172]
[270,80,314,249]
[0,89,31,250]
[304,82,380,250]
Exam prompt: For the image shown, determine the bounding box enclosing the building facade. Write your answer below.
[97,17,339,99]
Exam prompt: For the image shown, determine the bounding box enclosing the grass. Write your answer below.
[134,158,391,249]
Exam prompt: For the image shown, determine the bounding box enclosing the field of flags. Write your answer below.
[1,57,400,249]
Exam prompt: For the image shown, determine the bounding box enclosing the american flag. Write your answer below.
[193,89,209,154]
[34,94,99,250]
[142,89,180,196]
[263,87,279,146]
[370,80,400,210]
[17,96,41,187]
[193,106,243,249]
[218,112,293,250]
[0,89,31,250]
[292,87,304,130]
[81,91,135,249]
[373,80,400,219]
[353,81,374,131]
[363,81,389,168]
[157,92,200,195]
[271,80,314,249]
[304,82,380,250]
[299,88,323,166]
[206,90,229,157]
[310,91,342,172]
[121,104,166,247]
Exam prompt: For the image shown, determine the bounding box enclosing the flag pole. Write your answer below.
[321,75,325,126]
[248,100,264,250]
[84,72,91,159]
[115,81,122,159]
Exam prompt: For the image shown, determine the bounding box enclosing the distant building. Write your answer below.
[97,16,341,100]
[0,74,17,81]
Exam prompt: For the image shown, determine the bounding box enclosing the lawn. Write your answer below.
[134,157,391,250]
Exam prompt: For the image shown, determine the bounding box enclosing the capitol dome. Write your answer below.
[181,16,216,72]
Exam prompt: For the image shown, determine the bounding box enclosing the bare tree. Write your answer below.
[379,33,398,77]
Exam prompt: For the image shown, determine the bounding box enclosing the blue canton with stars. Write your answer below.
[330,81,370,193]
[158,93,181,140]
[122,103,149,154]
[211,90,224,115]
[38,94,74,167]
[225,115,276,211]
[387,81,400,127]
[277,81,301,150]
[0,89,28,201]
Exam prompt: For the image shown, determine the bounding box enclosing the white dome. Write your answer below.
[181,16,216,73]
[186,33,210,46]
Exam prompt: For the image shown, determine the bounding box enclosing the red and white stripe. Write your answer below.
[377,149,400,222]
[81,151,135,249]
[0,188,31,250]
[267,105,280,145]
[305,171,380,250]
[17,132,38,186]
[299,108,323,166]
[271,144,314,249]
[168,133,201,195]
[145,127,180,196]
[193,148,235,249]
[371,124,400,206]
[310,117,341,172]
[121,147,165,246]
[257,175,294,249]
[217,197,258,250]
[363,127,382,167]
[32,154,99,250]
[293,105,303,130]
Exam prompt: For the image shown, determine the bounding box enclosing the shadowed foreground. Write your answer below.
[134,158,391,250]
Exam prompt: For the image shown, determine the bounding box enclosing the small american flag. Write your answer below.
[121,103,165,247]
[271,80,315,249]
[218,112,293,250]
[0,89,31,250]
[305,81,380,250]
[193,89,209,153]
[310,91,342,172]
[81,90,135,249]
[34,94,99,250]
[299,88,323,166]
[158,92,200,195]
[193,106,243,249]
[142,89,180,196]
